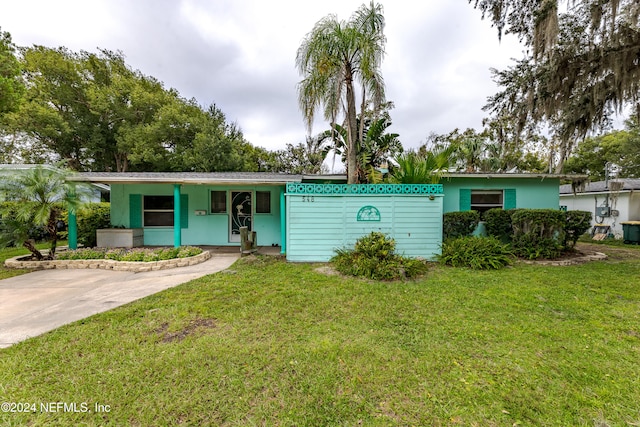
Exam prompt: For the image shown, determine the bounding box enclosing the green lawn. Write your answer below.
[1,251,639,425]
[0,242,69,280]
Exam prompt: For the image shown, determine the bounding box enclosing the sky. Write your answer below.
[2,0,525,157]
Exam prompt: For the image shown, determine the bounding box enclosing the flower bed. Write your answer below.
[56,246,203,262]
[4,246,211,272]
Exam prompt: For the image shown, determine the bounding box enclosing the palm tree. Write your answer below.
[389,146,455,184]
[0,166,85,259]
[296,1,386,184]
[326,113,401,182]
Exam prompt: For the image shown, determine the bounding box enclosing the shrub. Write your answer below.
[443,211,480,240]
[438,236,514,269]
[77,203,111,247]
[511,209,565,259]
[483,208,514,242]
[563,210,592,249]
[331,232,428,280]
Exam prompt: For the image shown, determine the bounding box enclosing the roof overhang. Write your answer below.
[67,172,305,186]
[442,173,588,180]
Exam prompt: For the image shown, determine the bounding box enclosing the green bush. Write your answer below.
[77,203,111,247]
[438,236,514,269]
[331,232,428,280]
[483,208,514,242]
[563,210,592,249]
[443,211,480,240]
[511,209,565,259]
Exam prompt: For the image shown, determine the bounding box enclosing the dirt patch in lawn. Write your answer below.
[574,242,640,261]
[156,318,217,343]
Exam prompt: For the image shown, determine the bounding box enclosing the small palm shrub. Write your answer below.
[439,236,514,270]
[331,232,428,280]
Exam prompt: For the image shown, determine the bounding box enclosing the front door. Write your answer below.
[230,191,252,242]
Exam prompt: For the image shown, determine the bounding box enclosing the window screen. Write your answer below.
[211,191,227,213]
[256,191,271,214]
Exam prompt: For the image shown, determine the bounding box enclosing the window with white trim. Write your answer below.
[143,195,174,226]
[471,190,503,213]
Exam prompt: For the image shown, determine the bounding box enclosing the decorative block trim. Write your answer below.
[285,183,443,195]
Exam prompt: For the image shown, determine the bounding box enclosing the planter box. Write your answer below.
[96,228,144,248]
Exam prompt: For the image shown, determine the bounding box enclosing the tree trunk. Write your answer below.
[23,239,44,261]
[345,68,359,184]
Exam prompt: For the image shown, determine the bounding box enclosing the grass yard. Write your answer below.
[1,246,639,425]
[0,241,66,280]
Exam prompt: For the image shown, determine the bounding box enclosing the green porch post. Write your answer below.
[68,197,78,250]
[280,187,286,255]
[173,184,181,247]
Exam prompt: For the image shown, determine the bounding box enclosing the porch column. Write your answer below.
[173,184,181,247]
[280,187,286,255]
[68,185,78,249]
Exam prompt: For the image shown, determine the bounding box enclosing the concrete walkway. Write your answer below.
[0,253,239,348]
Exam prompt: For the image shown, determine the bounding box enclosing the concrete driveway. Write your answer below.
[0,253,239,348]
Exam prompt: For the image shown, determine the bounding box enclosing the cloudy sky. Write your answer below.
[2,0,524,156]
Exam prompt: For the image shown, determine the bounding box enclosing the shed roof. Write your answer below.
[560,178,640,194]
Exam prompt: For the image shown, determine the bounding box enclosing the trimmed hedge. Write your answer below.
[443,211,480,240]
[483,208,514,242]
[77,203,111,247]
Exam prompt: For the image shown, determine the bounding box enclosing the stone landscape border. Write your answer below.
[519,251,607,266]
[4,250,211,272]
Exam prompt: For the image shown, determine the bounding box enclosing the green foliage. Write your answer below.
[297,2,386,183]
[439,236,514,269]
[511,209,565,259]
[56,246,203,261]
[76,203,110,247]
[331,232,428,280]
[389,146,454,184]
[443,211,480,240]
[0,28,24,121]
[0,166,89,259]
[564,120,640,179]
[483,208,514,242]
[563,210,592,249]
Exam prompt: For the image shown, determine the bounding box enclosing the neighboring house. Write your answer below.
[67,171,582,261]
[560,179,640,238]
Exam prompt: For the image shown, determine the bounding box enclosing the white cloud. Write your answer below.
[2,0,525,152]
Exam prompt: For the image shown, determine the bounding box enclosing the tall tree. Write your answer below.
[296,1,386,183]
[473,0,640,172]
[0,28,23,121]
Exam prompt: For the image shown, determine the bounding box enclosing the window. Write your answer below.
[210,191,227,213]
[471,190,503,213]
[143,195,174,226]
[256,191,271,214]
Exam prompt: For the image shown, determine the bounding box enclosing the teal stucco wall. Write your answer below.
[285,184,443,262]
[441,177,561,213]
[110,183,283,246]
